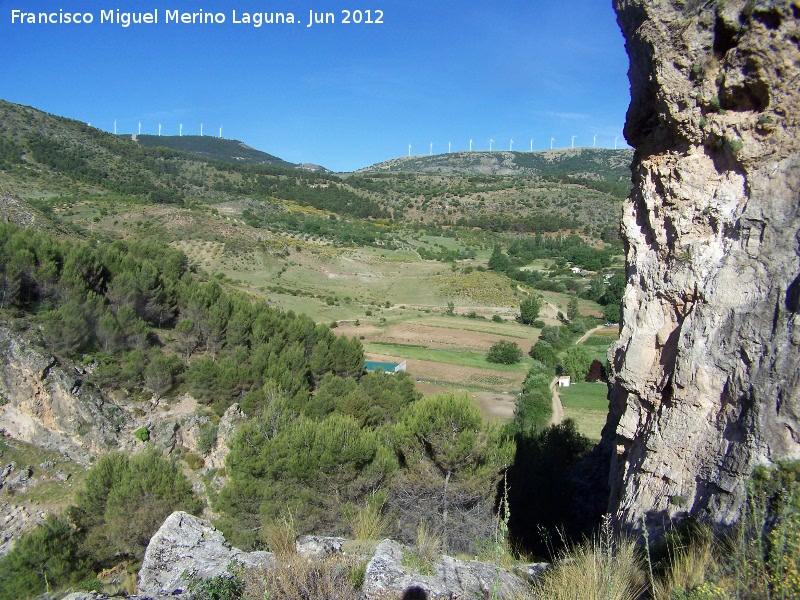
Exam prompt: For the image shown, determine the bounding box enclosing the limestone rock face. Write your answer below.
[608,0,800,535]
[0,326,120,463]
[137,511,273,597]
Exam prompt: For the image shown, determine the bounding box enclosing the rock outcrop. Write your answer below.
[138,512,532,599]
[0,325,121,463]
[363,539,530,600]
[607,0,800,536]
[137,511,274,597]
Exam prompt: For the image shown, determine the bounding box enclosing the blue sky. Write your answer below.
[2,0,631,172]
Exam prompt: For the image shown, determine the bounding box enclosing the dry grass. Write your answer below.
[653,526,716,599]
[260,511,297,559]
[416,520,443,570]
[242,554,363,600]
[533,518,646,600]
[344,492,389,540]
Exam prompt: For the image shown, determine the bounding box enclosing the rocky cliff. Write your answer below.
[607,0,800,535]
[0,325,122,463]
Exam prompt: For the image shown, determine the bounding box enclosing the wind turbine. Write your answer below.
[219,127,222,138]
[469,139,473,151]
[408,144,411,157]
[138,122,141,135]
[530,139,534,152]
[448,141,451,153]
[593,133,597,147]
[489,139,494,151]
[551,137,555,150]
[113,120,117,135]
[615,136,620,149]
[571,135,577,148]
[200,123,203,137]
[158,123,161,136]
[429,142,433,155]
[510,139,514,151]
[179,123,183,136]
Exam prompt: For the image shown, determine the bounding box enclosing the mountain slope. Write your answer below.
[361,148,629,175]
[134,134,298,168]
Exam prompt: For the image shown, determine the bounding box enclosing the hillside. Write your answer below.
[134,134,311,169]
[0,98,627,339]
[359,148,633,197]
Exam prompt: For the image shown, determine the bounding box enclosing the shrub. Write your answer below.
[69,448,202,565]
[585,360,605,382]
[730,460,800,599]
[0,514,93,600]
[486,340,522,364]
[604,302,620,323]
[184,570,244,600]
[219,413,397,546]
[134,426,149,442]
[198,423,219,456]
[539,325,561,345]
[529,341,556,367]
[184,451,205,470]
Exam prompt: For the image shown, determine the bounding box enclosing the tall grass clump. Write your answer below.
[343,490,388,540]
[652,522,720,600]
[415,520,442,572]
[729,461,800,600]
[532,515,646,600]
[260,511,297,559]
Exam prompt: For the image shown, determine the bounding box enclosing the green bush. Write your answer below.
[134,426,149,442]
[486,340,522,364]
[198,423,219,455]
[184,570,244,600]
[0,514,93,600]
[218,413,397,547]
[529,341,557,366]
[69,448,202,565]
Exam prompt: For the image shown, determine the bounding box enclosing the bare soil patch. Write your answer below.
[341,322,535,354]
[366,353,524,395]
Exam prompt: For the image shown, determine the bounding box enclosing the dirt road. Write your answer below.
[549,376,565,425]
[575,324,611,345]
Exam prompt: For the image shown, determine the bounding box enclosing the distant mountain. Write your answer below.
[0,98,626,240]
[359,148,633,197]
[134,135,303,169]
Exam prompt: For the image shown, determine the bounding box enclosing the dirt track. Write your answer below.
[549,377,565,425]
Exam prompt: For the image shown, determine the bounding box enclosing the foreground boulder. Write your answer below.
[363,539,530,600]
[137,511,273,597]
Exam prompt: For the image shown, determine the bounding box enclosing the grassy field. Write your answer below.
[582,328,618,364]
[559,381,610,441]
[363,342,531,373]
